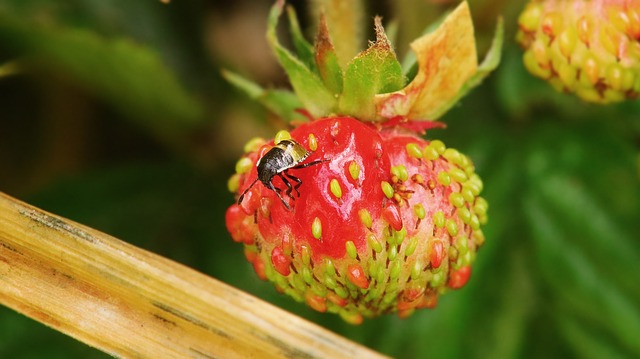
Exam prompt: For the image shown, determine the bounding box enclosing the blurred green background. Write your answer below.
[1,0,639,358]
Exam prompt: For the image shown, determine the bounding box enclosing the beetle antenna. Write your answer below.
[237,178,259,206]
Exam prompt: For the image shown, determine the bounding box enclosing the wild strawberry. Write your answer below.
[517,0,640,103]
[226,118,487,323]
[224,0,500,322]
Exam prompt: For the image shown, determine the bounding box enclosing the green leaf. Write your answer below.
[221,69,264,99]
[266,0,336,117]
[0,19,204,139]
[286,5,316,72]
[474,19,504,77]
[518,118,640,357]
[537,176,640,296]
[261,90,307,122]
[468,248,533,359]
[522,121,640,297]
[338,17,404,120]
[525,186,640,356]
[221,69,305,122]
[314,14,344,95]
[557,314,634,359]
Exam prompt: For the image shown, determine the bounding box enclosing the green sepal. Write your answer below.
[222,69,305,122]
[374,2,494,122]
[429,17,504,119]
[286,5,316,72]
[338,17,405,120]
[267,0,336,118]
[314,14,343,95]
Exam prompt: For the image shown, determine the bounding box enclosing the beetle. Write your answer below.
[238,139,328,210]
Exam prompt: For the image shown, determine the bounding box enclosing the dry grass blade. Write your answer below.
[0,192,389,359]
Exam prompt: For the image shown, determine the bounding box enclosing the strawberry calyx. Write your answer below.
[222,0,503,126]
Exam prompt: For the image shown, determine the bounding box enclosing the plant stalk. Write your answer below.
[0,192,388,358]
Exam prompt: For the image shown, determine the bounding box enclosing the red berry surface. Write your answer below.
[226,117,487,323]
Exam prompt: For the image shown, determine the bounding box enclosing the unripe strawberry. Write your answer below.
[517,0,640,103]
[226,117,487,323]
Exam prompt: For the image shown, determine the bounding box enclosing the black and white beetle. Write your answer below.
[238,139,327,210]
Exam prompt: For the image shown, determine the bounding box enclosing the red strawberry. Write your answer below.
[226,117,487,323]
[224,0,497,322]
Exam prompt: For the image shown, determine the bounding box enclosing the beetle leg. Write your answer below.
[283,170,302,197]
[292,158,329,169]
[277,173,296,200]
[237,178,260,206]
[266,180,291,210]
